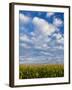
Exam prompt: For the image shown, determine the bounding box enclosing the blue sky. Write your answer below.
[19,10,64,64]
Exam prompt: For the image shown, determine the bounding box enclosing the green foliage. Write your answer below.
[19,64,64,79]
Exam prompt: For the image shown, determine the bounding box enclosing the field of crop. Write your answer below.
[19,64,64,79]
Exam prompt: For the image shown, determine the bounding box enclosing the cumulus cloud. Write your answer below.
[46,12,55,17]
[19,11,64,64]
[58,45,64,49]
[32,17,47,27]
[32,17,56,36]
[20,34,31,43]
[53,17,63,27]
[19,16,64,51]
[56,33,62,39]
[19,13,31,24]
[53,33,62,39]
[34,43,50,50]
[42,43,48,48]
[52,33,64,45]
[20,43,31,49]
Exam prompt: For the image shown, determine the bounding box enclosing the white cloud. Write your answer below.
[45,37,51,42]
[20,43,31,49]
[34,46,43,50]
[52,33,64,45]
[32,17,47,27]
[42,24,56,36]
[55,33,64,44]
[20,34,31,42]
[46,12,54,17]
[57,37,64,44]
[19,13,64,64]
[19,13,31,24]
[42,43,49,48]
[31,35,50,50]
[20,16,64,53]
[56,33,62,39]
[20,16,63,50]
[53,45,63,50]
[41,51,49,55]
[53,17,63,27]
[58,45,64,49]
[40,51,53,56]
[32,17,56,36]
[53,33,62,39]
[33,42,50,51]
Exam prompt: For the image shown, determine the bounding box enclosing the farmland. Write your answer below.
[19,64,64,79]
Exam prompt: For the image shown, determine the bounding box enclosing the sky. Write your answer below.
[19,10,64,64]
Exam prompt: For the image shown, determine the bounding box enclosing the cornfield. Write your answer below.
[19,64,64,79]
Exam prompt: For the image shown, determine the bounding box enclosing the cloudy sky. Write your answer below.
[19,10,64,64]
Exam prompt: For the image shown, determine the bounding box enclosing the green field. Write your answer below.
[19,64,64,79]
